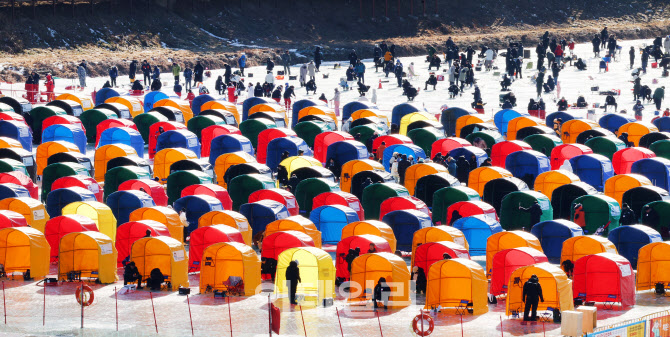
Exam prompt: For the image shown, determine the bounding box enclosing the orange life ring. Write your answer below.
[75,284,95,306]
[411,313,435,336]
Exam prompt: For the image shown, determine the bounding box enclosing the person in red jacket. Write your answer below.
[554,45,564,65]
[185,90,196,103]
[227,83,237,103]
[568,40,575,57]
[45,73,55,101]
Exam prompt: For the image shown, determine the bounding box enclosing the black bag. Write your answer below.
[655,282,666,294]
[278,71,285,76]
[323,298,334,307]
[553,308,562,323]
[179,287,191,295]
[487,294,497,304]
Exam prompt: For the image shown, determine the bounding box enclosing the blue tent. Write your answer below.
[266,136,313,172]
[599,114,635,133]
[569,154,614,192]
[450,146,489,166]
[381,209,432,250]
[106,190,156,225]
[452,215,503,256]
[97,127,144,157]
[326,140,368,168]
[653,116,670,132]
[239,200,290,235]
[505,150,550,187]
[391,103,426,126]
[42,124,87,154]
[342,102,372,123]
[94,88,119,106]
[173,195,224,233]
[608,224,662,268]
[530,220,583,263]
[545,111,576,128]
[208,134,254,165]
[143,91,169,112]
[45,186,96,217]
[291,99,327,127]
[156,129,201,158]
[309,205,359,244]
[0,120,32,151]
[191,94,215,116]
[440,107,471,137]
[0,183,30,201]
[382,144,426,172]
[494,109,529,136]
[631,157,670,192]
[241,97,275,120]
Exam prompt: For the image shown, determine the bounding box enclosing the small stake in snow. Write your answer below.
[115,287,118,331]
[228,296,233,337]
[376,309,384,337]
[2,281,5,324]
[336,307,344,337]
[187,294,194,336]
[299,305,307,336]
[150,292,158,333]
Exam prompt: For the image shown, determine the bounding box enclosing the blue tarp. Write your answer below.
[449,146,489,166]
[143,91,169,112]
[326,140,369,168]
[452,214,503,256]
[631,157,670,192]
[381,209,433,251]
[653,116,670,132]
[494,109,529,135]
[309,205,359,244]
[530,220,583,263]
[191,94,215,116]
[104,190,156,225]
[440,107,471,136]
[608,224,662,268]
[291,99,327,127]
[45,186,96,217]
[569,154,614,192]
[208,134,254,166]
[342,101,372,123]
[241,97,275,121]
[391,102,426,125]
[599,114,635,133]
[239,200,290,235]
[505,150,551,187]
[95,88,119,106]
[266,136,313,172]
[382,144,426,172]
[0,183,29,201]
[97,127,144,157]
[42,124,87,154]
[545,111,576,129]
[173,195,224,233]
[0,120,32,151]
[156,129,201,158]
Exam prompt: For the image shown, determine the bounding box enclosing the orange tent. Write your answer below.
[534,170,580,200]
[485,231,543,277]
[468,166,512,196]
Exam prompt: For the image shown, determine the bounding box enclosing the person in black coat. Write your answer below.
[285,260,302,305]
[620,203,636,226]
[288,174,300,193]
[455,156,470,184]
[629,46,636,69]
[397,155,412,184]
[254,83,264,97]
[415,267,427,295]
[224,64,232,84]
[314,47,323,71]
[266,58,275,72]
[193,61,204,83]
[129,60,137,82]
[373,277,391,310]
[592,35,601,57]
[394,62,404,87]
[450,210,462,225]
[519,201,543,226]
[348,49,358,66]
[425,74,438,90]
[147,268,165,291]
[522,274,544,321]
[150,79,162,91]
[123,261,142,288]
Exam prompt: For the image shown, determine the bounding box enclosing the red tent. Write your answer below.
[0,210,28,229]
[44,214,99,262]
[118,179,168,206]
[116,220,171,265]
[182,184,233,210]
[431,137,471,157]
[572,253,635,308]
[612,147,656,174]
[51,175,103,201]
[446,201,498,224]
[312,191,364,220]
[188,224,245,271]
[414,241,470,273]
[257,128,297,164]
[372,134,413,156]
[148,121,187,159]
[248,188,299,216]
[314,131,355,163]
[261,230,315,260]
[550,144,593,170]
[43,115,86,134]
[335,234,391,280]
[95,119,138,147]
[201,125,242,158]
[379,196,431,220]
[0,171,38,199]
[0,112,27,126]
[491,140,532,168]
[490,247,548,296]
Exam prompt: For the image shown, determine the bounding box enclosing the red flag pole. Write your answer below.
[420,309,424,334]
[543,321,546,337]
[335,307,344,337]
[150,292,158,333]
[299,305,307,336]
[268,295,272,337]
[376,310,383,337]
[461,314,464,337]
[187,294,194,336]
[2,281,6,324]
[115,287,118,331]
[228,296,233,337]
[43,282,46,325]
[499,316,503,337]
[80,282,84,329]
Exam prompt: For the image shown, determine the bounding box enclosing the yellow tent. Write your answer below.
[349,252,411,308]
[399,112,436,135]
[265,216,322,248]
[560,235,617,264]
[0,197,49,233]
[340,159,385,192]
[298,106,338,126]
[455,115,484,138]
[341,220,397,252]
[560,119,598,144]
[604,174,652,206]
[200,101,240,124]
[425,258,488,315]
[506,263,574,316]
[275,247,335,305]
[105,96,144,118]
[486,231,543,276]
[469,166,513,196]
[198,210,252,245]
[214,151,257,187]
[62,201,117,242]
[404,163,448,195]
[0,137,23,150]
[411,226,468,268]
[506,116,544,141]
[199,242,260,295]
[636,242,670,291]
[58,231,118,284]
[0,227,50,278]
[93,144,137,182]
[350,109,390,127]
[131,236,189,290]
[279,156,323,177]
[153,98,193,123]
[534,170,581,200]
[55,93,93,111]
[616,122,658,147]
[129,206,184,243]
[154,148,198,184]
[36,141,80,175]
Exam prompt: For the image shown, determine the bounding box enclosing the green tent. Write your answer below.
[228,173,276,211]
[29,106,66,143]
[465,130,504,155]
[361,182,410,220]
[294,121,333,148]
[294,177,340,216]
[103,166,152,201]
[133,111,168,144]
[571,194,620,235]
[432,186,480,225]
[350,125,385,150]
[239,118,276,149]
[166,170,213,205]
[641,200,670,239]
[80,108,118,143]
[408,127,445,157]
[500,191,552,230]
[0,158,28,176]
[524,134,562,157]
[41,162,90,201]
[187,115,225,141]
[584,136,626,160]
[650,139,670,160]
